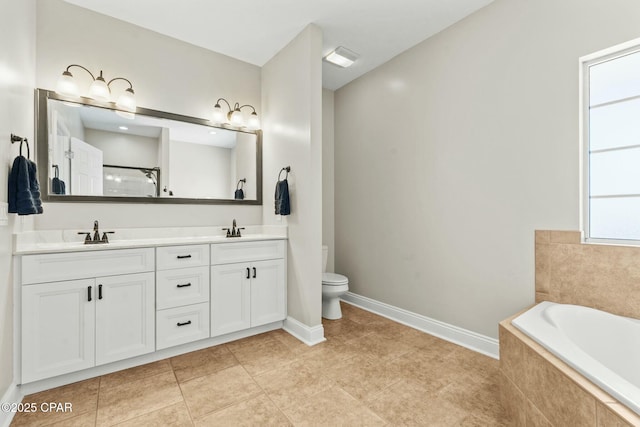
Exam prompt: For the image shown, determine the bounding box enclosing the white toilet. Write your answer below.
[322,245,349,320]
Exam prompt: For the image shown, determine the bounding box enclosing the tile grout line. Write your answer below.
[168,358,196,427]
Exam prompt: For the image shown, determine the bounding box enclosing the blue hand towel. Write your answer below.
[8,156,43,215]
[52,177,66,194]
[28,159,43,214]
[274,179,290,215]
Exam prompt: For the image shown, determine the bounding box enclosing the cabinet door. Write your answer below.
[95,272,155,365]
[250,259,286,327]
[22,279,95,383]
[211,264,251,336]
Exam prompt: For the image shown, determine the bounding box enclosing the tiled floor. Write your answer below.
[12,302,506,426]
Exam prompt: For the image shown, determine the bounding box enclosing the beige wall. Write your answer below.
[262,25,323,327]
[322,89,335,273]
[0,0,36,399]
[334,0,640,339]
[35,0,263,230]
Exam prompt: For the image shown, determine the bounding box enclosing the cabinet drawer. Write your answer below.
[211,240,285,265]
[156,245,209,270]
[156,266,209,310]
[22,248,154,285]
[156,303,210,350]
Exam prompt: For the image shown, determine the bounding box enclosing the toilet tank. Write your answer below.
[322,245,328,272]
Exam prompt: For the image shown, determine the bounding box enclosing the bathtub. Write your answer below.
[512,301,640,416]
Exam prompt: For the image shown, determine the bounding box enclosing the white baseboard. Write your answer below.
[0,382,23,427]
[341,292,499,359]
[283,316,326,346]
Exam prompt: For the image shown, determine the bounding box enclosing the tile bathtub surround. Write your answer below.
[535,229,640,320]
[12,302,506,426]
[499,316,640,427]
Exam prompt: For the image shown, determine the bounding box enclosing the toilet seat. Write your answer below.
[322,272,349,286]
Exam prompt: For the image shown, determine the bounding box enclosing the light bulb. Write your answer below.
[247,112,260,130]
[56,71,79,97]
[116,88,136,112]
[230,109,244,127]
[212,104,226,124]
[88,71,110,101]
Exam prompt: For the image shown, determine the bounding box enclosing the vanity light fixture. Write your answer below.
[323,46,359,68]
[211,98,260,130]
[55,64,137,112]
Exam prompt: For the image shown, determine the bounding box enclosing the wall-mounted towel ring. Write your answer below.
[11,134,30,159]
[278,166,291,181]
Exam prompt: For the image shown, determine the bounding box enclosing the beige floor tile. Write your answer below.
[323,354,402,402]
[388,348,458,389]
[100,359,173,389]
[343,333,413,361]
[297,340,357,376]
[281,386,385,426]
[339,303,393,327]
[14,301,508,427]
[96,370,183,426]
[47,411,97,427]
[224,331,277,353]
[180,365,262,419]
[194,394,291,427]
[12,378,100,427]
[170,344,238,383]
[227,337,297,376]
[322,317,372,343]
[253,359,336,411]
[113,401,193,427]
[366,379,469,426]
[269,329,315,356]
[437,371,504,423]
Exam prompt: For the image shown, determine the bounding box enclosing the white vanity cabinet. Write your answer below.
[21,248,155,383]
[155,245,210,350]
[210,241,286,336]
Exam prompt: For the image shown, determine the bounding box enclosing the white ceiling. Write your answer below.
[63,0,493,90]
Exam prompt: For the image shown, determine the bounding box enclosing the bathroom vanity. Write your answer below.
[14,227,287,387]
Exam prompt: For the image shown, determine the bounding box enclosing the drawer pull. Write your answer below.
[253,267,257,278]
[98,284,103,300]
[176,283,192,288]
[246,268,250,279]
[88,286,92,302]
[177,320,192,327]
[176,255,192,259]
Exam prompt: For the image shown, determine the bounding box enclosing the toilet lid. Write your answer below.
[322,272,348,285]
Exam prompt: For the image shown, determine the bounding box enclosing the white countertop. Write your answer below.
[14,225,287,255]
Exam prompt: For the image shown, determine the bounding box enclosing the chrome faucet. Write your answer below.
[222,219,244,238]
[78,220,115,244]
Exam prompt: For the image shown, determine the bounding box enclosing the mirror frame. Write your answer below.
[35,89,263,205]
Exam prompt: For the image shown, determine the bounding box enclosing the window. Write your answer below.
[583,41,640,243]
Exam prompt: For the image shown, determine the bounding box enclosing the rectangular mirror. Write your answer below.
[36,89,262,204]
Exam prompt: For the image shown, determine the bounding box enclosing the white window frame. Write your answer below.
[580,37,640,245]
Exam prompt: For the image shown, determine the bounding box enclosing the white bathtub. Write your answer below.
[512,301,640,416]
